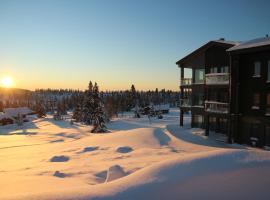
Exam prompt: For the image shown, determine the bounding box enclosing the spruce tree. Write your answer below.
[82,81,94,125]
[91,82,107,133]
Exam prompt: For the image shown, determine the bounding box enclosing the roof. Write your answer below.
[227,37,270,52]
[0,113,12,120]
[176,40,239,65]
[3,107,33,117]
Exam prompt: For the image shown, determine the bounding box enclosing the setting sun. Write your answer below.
[1,76,14,88]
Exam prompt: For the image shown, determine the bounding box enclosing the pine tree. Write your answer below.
[91,82,107,133]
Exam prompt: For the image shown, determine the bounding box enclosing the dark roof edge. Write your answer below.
[176,40,238,66]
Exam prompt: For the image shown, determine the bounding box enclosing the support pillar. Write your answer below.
[180,66,184,126]
[180,110,184,126]
[205,115,209,136]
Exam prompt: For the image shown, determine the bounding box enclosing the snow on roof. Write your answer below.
[153,104,170,111]
[227,37,270,52]
[3,107,33,117]
[212,39,240,46]
[0,113,12,120]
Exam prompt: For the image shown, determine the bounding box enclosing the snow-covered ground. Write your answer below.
[0,109,270,200]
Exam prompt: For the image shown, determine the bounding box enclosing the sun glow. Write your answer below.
[1,76,14,88]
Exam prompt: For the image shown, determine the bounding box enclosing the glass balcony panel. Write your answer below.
[205,101,229,113]
[205,73,229,85]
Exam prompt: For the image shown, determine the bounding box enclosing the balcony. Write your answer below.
[205,73,229,85]
[180,78,192,86]
[205,101,229,114]
[180,99,191,108]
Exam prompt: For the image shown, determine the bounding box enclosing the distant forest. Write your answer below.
[0,85,179,118]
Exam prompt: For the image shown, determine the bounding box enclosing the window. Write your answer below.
[194,69,205,84]
[267,60,270,81]
[210,67,218,73]
[266,94,270,115]
[253,61,261,77]
[221,66,229,73]
[252,93,260,109]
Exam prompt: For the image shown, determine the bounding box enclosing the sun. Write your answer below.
[1,76,14,88]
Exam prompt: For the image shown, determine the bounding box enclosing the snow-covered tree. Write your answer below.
[91,82,107,133]
[72,102,83,122]
[82,81,94,125]
[35,101,46,118]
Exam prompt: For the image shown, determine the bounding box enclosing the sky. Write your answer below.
[0,0,269,91]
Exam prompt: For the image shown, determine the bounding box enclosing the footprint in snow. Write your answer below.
[116,146,133,153]
[53,171,70,178]
[50,155,70,162]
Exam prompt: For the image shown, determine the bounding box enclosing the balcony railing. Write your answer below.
[180,78,192,86]
[205,101,229,114]
[205,73,229,85]
[180,99,192,107]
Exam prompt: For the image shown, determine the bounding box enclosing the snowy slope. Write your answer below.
[1,109,270,200]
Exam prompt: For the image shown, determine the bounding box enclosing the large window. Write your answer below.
[194,69,205,84]
[252,93,260,109]
[266,93,270,114]
[267,60,270,82]
[220,66,229,73]
[253,61,261,77]
[210,67,218,73]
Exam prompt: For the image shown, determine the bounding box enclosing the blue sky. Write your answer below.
[0,0,269,91]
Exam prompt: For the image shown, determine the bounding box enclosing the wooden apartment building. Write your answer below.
[176,36,270,148]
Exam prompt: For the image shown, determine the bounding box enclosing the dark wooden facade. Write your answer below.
[177,37,270,148]
[229,44,270,147]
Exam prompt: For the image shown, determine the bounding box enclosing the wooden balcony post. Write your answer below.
[180,110,184,126]
[180,66,184,126]
[205,114,209,136]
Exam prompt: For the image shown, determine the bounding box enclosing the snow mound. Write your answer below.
[50,155,70,162]
[105,165,127,182]
[153,128,171,145]
[116,146,133,153]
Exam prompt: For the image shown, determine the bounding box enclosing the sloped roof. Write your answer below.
[176,40,238,65]
[227,37,270,52]
[0,113,12,120]
[3,107,33,117]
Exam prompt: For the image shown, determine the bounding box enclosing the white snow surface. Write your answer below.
[0,109,270,200]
